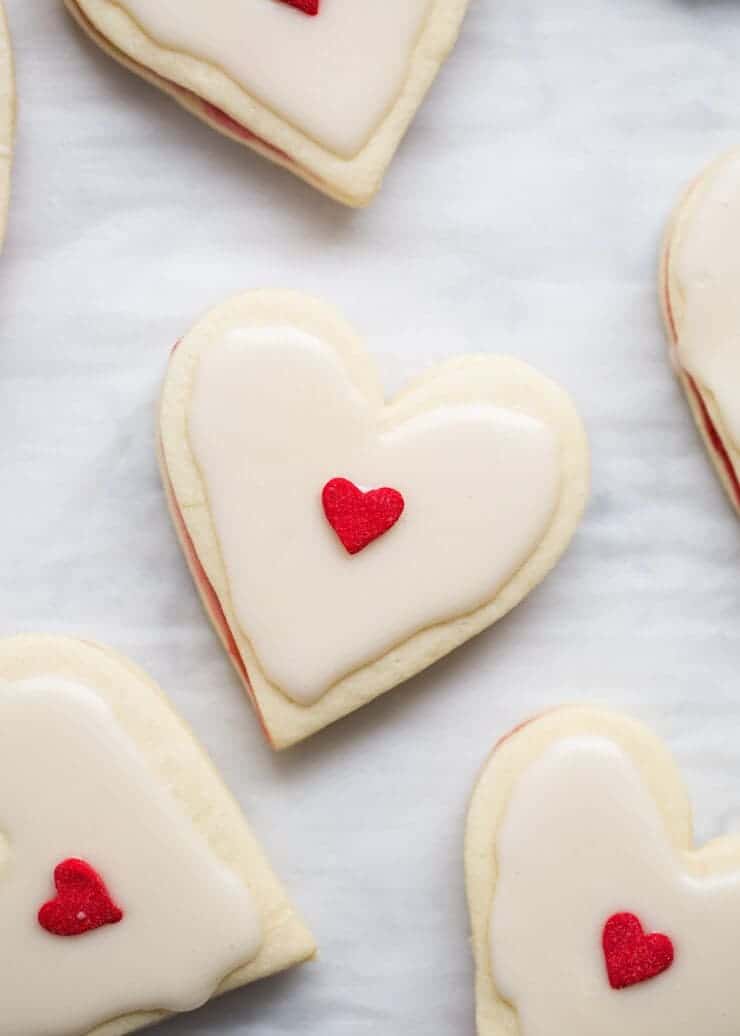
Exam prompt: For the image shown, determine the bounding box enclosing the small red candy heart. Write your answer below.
[38,859,124,937]
[279,0,320,15]
[603,912,674,990]
[322,478,405,556]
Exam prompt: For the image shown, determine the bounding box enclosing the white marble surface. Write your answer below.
[2,0,740,1032]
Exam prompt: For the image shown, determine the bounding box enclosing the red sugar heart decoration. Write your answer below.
[603,912,674,990]
[279,0,320,14]
[38,859,124,937]
[322,478,405,556]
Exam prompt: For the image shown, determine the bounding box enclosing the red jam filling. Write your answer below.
[664,254,740,508]
[164,450,273,745]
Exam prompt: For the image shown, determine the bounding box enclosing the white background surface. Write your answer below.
[2,1,740,1032]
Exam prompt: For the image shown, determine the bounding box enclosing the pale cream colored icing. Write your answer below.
[672,152,740,450]
[490,737,740,1036]
[0,677,262,1036]
[187,326,562,706]
[114,0,433,158]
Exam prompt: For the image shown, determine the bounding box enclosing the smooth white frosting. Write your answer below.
[0,677,262,1036]
[187,326,562,705]
[672,152,740,450]
[115,0,433,157]
[491,736,740,1036]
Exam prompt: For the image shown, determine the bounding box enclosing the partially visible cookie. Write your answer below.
[466,707,740,1036]
[159,290,589,749]
[0,1,14,248]
[0,635,315,1036]
[65,0,470,207]
[661,150,740,514]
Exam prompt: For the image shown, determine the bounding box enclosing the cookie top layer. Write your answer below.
[0,676,261,1036]
[114,0,433,157]
[0,636,316,1036]
[187,322,561,704]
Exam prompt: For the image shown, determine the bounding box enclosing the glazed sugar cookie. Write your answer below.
[0,635,315,1036]
[65,0,470,207]
[159,291,589,749]
[0,1,14,247]
[466,707,740,1036]
[661,149,740,514]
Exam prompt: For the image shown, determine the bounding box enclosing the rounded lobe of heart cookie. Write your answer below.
[38,859,124,938]
[668,151,740,455]
[322,477,405,555]
[603,912,674,990]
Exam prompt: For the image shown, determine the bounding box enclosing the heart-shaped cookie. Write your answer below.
[466,707,740,1036]
[0,635,314,1036]
[65,0,470,206]
[0,2,14,249]
[662,149,740,515]
[159,291,589,749]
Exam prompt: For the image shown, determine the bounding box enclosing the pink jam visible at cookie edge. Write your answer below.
[663,243,740,508]
[163,458,274,746]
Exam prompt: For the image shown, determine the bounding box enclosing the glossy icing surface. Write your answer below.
[116,0,433,157]
[491,736,740,1036]
[0,677,262,1036]
[187,325,562,705]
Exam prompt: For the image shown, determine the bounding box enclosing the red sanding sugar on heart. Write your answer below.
[38,859,124,937]
[322,478,405,555]
[279,0,320,14]
[603,912,674,990]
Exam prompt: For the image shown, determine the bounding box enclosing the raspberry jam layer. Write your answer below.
[686,374,740,508]
[161,363,273,745]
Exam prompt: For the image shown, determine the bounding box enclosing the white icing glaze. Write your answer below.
[672,152,740,450]
[187,326,562,705]
[115,0,433,158]
[0,677,262,1036]
[490,736,740,1036]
